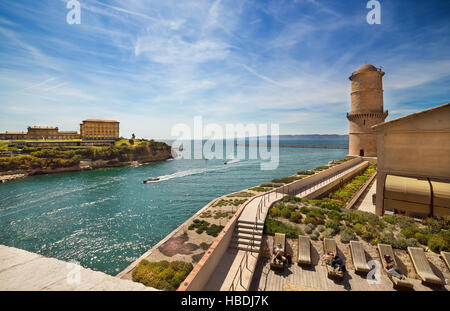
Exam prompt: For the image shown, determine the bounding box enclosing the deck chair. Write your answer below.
[323,238,344,278]
[297,235,311,266]
[408,247,443,285]
[441,251,450,272]
[377,244,414,289]
[349,241,370,274]
[270,233,286,270]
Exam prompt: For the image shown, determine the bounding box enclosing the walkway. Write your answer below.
[295,160,368,198]
[355,177,377,213]
[0,245,157,291]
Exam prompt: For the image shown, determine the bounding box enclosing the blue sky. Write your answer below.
[0,0,449,139]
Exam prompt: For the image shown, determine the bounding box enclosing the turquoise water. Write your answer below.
[0,143,347,275]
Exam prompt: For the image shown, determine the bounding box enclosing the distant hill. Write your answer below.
[277,134,348,140]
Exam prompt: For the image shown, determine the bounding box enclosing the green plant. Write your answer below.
[427,232,450,253]
[290,211,302,223]
[400,226,420,239]
[392,238,408,250]
[317,225,325,232]
[132,260,193,291]
[319,198,343,211]
[297,170,315,175]
[310,230,320,240]
[264,218,302,239]
[299,206,310,214]
[383,215,398,225]
[322,228,337,238]
[283,196,301,203]
[200,242,211,250]
[305,223,315,234]
[325,219,340,232]
[249,187,270,192]
[340,227,357,243]
[414,232,430,245]
[406,238,419,248]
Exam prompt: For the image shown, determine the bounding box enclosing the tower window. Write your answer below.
[363,119,366,126]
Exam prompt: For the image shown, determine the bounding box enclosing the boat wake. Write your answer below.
[146,159,244,183]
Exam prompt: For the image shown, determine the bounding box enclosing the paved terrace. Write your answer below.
[250,241,449,291]
[0,245,157,291]
[203,159,369,291]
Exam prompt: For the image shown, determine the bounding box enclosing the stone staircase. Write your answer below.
[229,219,264,252]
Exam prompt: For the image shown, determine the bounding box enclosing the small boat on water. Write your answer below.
[143,177,160,183]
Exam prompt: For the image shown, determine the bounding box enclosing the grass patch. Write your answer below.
[132,260,193,291]
[264,218,302,239]
[213,199,247,207]
[188,219,224,237]
[227,192,254,198]
[249,186,270,192]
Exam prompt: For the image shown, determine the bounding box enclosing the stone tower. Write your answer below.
[347,64,388,157]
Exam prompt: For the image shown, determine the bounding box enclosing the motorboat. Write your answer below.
[143,177,160,183]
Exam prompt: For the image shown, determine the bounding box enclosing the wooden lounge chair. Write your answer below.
[377,244,414,289]
[349,241,370,274]
[297,235,311,266]
[408,247,443,285]
[323,238,343,278]
[441,251,450,272]
[270,233,286,270]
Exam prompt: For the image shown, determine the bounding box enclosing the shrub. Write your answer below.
[280,208,292,219]
[322,228,337,238]
[305,223,315,234]
[269,206,281,217]
[392,238,408,250]
[304,211,325,225]
[132,260,193,291]
[427,234,449,253]
[290,211,302,223]
[400,226,420,239]
[200,242,210,250]
[317,225,325,232]
[325,219,340,232]
[260,182,283,188]
[297,170,315,175]
[320,198,343,211]
[283,196,301,203]
[406,238,419,248]
[206,224,224,237]
[249,187,270,192]
[299,206,310,214]
[340,227,357,243]
[381,229,395,241]
[327,210,342,221]
[310,230,320,240]
[383,215,398,225]
[414,232,430,245]
[353,223,364,236]
[264,218,302,239]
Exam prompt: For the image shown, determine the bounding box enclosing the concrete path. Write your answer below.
[355,177,377,214]
[295,160,369,198]
[0,245,157,291]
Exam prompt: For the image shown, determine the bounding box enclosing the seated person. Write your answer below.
[273,243,286,265]
[383,254,405,280]
[323,251,345,273]
[331,253,345,273]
